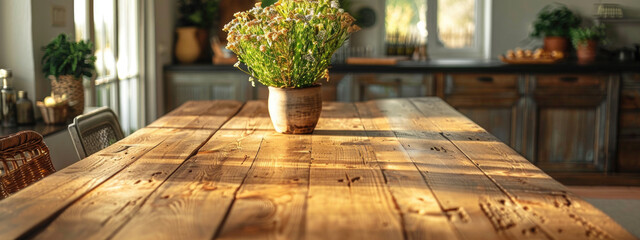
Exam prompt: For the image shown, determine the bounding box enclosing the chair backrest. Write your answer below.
[68,107,125,159]
[0,131,56,200]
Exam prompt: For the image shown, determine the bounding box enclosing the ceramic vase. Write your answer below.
[268,85,322,134]
[175,27,201,64]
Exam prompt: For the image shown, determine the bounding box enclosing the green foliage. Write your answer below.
[262,0,278,8]
[570,24,607,48]
[224,0,359,88]
[41,34,96,79]
[530,4,581,38]
[177,0,220,29]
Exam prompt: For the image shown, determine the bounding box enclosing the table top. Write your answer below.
[0,98,634,240]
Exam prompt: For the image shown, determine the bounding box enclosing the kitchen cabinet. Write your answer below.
[437,73,525,151]
[165,71,251,111]
[618,73,640,172]
[524,74,618,172]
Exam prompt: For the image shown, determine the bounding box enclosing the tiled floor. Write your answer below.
[569,186,640,238]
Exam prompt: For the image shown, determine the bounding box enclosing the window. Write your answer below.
[74,0,146,135]
[386,0,490,59]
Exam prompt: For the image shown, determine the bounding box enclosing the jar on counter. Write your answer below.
[0,69,17,127]
[16,91,35,125]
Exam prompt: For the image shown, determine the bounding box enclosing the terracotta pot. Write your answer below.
[576,40,597,63]
[544,36,569,52]
[175,27,201,64]
[50,75,84,117]
[268,85,322,134]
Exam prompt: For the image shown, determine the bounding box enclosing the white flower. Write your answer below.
[234,62,240,68]
[331,1,339,8]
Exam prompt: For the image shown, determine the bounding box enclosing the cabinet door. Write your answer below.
[165,71,249,112]
[440,73,525,150]
[618,73,640,172]
[526,74,619,172]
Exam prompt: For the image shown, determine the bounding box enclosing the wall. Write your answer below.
[492,0,640,57]
[345,0,640,59]
[31,0,76,102]
[0,0,74,106]
[0,0,36,96]
[151,0,176,119]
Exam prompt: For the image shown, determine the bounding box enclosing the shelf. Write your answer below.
[595,18,640,24]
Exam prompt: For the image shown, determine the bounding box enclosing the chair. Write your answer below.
[68,107,124,159]
[0,131,56,200]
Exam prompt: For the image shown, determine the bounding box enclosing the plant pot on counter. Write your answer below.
[544,36,568,53]
[268,84,322,134]
[50,75,84,117]
[175,27,201,64]
[576,40,597,63]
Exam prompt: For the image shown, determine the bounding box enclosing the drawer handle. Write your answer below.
[477,77,494,83]
[560,77,579,82]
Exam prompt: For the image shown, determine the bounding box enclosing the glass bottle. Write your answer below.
[16,91,35,125]
[0,69,17,127]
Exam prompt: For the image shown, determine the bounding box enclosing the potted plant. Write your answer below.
[530,4,581,52]
[224,0,359,134]
[570,24,606,63]
[176,0,220,63]
[42,34,96,117]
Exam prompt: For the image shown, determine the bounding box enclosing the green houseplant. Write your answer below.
[175,0,220,63]
[42,34,96,117]
[570,24,606,63]
[224,0,359,134]
[530,4,581,52]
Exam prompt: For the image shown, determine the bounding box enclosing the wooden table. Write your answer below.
[0,98,635,240]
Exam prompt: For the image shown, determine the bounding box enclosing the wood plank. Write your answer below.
[148,100,243,129]
[0,127,173,239]
[111,101,272,239]
[366,99,548,240]
[215,126,311,239]
[355,102,460,240]
[410,97,636,240]
[304,102,405,240]
[33,128,214,239]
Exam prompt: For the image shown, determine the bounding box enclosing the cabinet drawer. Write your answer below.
[621,88,640,110]
[445,74,520,95]
[534,74,607,94]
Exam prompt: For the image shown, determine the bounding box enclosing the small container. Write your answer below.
[0,69,17,127]
[16,91,35,125]
[37,101,69,125]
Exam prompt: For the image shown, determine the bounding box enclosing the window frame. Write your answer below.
[426,0,491,59]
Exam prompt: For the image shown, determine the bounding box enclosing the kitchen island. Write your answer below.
[0,98,635,239]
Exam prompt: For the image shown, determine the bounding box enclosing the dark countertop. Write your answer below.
[165,59,640,74]
[1,120,69,138]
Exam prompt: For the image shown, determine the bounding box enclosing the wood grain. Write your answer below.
[355,102,460,240]
[366,99,547,240]
[112,101,273,240]
[147,100,242,129]
[410,97,636,240]
[0,127,172,239]
[305,102,404,240]
[33,129,213,239]
[215,124,311,239]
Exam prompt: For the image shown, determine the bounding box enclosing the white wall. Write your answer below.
[0,0,74,106]
[31,0,76,102]
[0,0,36,96]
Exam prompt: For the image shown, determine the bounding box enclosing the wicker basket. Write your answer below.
[50,75,84,117]
[0,131,56,199]
[37,101,69,125]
